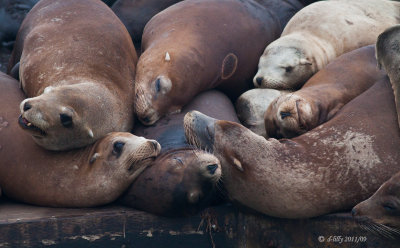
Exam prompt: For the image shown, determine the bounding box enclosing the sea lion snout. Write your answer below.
[184,111,215,152]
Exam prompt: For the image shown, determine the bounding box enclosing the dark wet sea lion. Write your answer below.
[184,77,400,218]
[120,90,239,216]
[7,0,138,151]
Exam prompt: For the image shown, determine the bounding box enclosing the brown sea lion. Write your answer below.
[134,0,303,125]
[352,171,400,238]
[184,77,400,218]
[253,0,400,90]
[235,88,288,137]
[0,72,161,207]
[111,0,183,45]
[376,24,400,130]
[7,0,138,151]
[264,45,386,139]
[120,90,239,216]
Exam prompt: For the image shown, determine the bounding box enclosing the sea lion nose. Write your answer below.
[351,208,357,216]
[150,140,160,151]
[23,102,32,112]
[207,164,218,175]
[256,77,263,86]
[140,116,151,124]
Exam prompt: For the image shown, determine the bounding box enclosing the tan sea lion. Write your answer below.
[7,0,138,151]
[120,90,239,216]
[264,45,386,139]
[134,0,303,125]
[184,77,400,218]
[376,24,400,130]
[0,72,161,207]
[235,88,288,137]
[253,0,400,90]
[111,0,183,45]
[352,171,400,238]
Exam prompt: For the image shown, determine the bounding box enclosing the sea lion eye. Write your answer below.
[112,141,125,156]
[383,202,397,211]
[285,66,293,73]
[155,78,161,93]
[60,113,73,128]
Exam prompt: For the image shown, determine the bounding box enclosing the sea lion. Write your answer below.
[253,0,400,90]
[236,88,288,137]
[120,90,239,216]
[264,45,386,139]
[351,171,400,238]
[7,0,138,151]
[111,0,183,45]
[376,24,400,130]
[0,72,161,207]
[134,0,303,125]
[184,77,400,218]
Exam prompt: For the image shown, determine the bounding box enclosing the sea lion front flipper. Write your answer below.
[10,62,20,81]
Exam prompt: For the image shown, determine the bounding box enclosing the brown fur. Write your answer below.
[0,72,160,207]
[8,0,137,151]
[184,77,400,218]
[376,24,400,131]
[134,0,303,125]
[121,91,238,216]
[264,45,386,138]
[352,171,400,238]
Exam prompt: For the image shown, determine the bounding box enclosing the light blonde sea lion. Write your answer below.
[264,45,386,138]
[235,88,288,137]
[184,77,400,218]
[0,72,161,207]
[254,0,400,90]
[7,0,138,151]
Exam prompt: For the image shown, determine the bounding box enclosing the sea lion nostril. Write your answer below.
[280,112,291,119]
[150,140,159,150]
[207,164,218,174]
[351,208,357,216]
[256,77,263,86]
[141,116,151,124]
[23,102,32,112]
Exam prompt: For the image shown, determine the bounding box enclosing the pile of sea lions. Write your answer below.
[1,0,400,238]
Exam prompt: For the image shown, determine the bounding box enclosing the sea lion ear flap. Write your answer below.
[187,190,200,204]
[87,128,94,138]
[89,153,100,164]
[221,53,238,80]
[299,58,312,66]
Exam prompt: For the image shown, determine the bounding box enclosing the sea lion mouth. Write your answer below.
[127,156,157,172]
[18,115,46,136]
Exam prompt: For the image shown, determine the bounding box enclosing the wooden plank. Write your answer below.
[0,198,399,247]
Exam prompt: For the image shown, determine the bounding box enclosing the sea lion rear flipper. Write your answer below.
[221,53,238,80]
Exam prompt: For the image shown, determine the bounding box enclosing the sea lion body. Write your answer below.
[264,45,386,139]
[0,72,161,207]
[376,24,400,130]
[184,77,400,218]
[352,171,400,236]
[111,0,183,45]
[8,0,137,151]
[134,0,303,125]
[236,88,288,137]
[121,90,239,216]
[254,0,400,89]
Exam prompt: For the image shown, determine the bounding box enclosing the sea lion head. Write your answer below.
[253,44,313,90]
[264,93,318,139]
[121,148,221,216]
[19,83,127,151]
[184,111,271,206]
[81,132,161,205]
[352,172,400,238]
[376,25,400,75]
[134,50,185,126]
